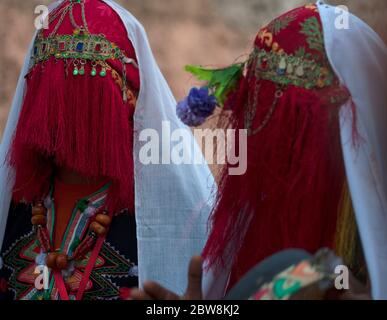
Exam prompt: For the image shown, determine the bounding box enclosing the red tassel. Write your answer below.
[203,78,353,289]
[9,59,135,213]
[9,0,141,213]
[203,5,359,289]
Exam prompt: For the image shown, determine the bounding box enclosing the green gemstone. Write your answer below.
[91,68,97,77]
[73,68,79,76]
[100,70,107,77]
[79,67,85,76]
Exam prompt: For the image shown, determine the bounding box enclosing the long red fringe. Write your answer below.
[203,74,353,288]
[8,59,135,213]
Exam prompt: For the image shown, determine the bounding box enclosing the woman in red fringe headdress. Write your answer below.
[202,4,359,289]
[10,0,139,213]
[0,0,214,300]
[0,0,141,301]
[173,3,366,295]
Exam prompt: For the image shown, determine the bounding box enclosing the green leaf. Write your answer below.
[267,13,296,35]
[300,17,324,53]
[185,64,244,106]
[184,65,215,82]
[294,47,312,60]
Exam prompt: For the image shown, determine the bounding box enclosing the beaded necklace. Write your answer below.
[31,182,114,300]
[32,202,112,271]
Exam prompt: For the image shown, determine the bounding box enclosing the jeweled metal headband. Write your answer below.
[251,47,335,89]
[29,0,137,102]
[32,32,126,66]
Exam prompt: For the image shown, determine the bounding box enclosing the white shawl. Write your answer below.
[318,1,387,299]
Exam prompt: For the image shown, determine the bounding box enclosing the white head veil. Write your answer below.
[0,0,215,295]
[318,1,387,299]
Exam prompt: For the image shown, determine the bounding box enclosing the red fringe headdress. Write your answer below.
[8,0,140,213]
[202,5,356,287]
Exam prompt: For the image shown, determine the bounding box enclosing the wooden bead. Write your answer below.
[31,215,47,226]
[46,253,58,269]
[90,221,107,236]
[32,202,47,216]
[95,214,112,227]
[56,254,69,270]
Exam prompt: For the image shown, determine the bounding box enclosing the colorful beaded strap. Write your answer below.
[251,48,335,89]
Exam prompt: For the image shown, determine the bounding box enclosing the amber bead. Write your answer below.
[46,253,58,269]
[56,254,69,270]
[95,214,112,227]
[31,215,47,226]
[90,222,107,236]
[32,202,47,216]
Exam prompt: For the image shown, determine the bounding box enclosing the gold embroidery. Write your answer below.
[99,61,138,107]
[251,48,335,89]
[258,29,274,48]
[305,4,319,12]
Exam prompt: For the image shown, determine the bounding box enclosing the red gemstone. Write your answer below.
[261,59,268,70]
[58,41,66,51]
[95,43,101,52]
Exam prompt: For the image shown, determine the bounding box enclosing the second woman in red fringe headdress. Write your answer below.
[177,3,363,292]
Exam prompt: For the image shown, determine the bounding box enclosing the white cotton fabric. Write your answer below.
[0,0,215,296]
[0,29,40,255]
[318,1,387,299]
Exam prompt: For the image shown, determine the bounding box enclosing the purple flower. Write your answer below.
[176,98,206,127]
[176,87,217,127]
[188,87,217,118]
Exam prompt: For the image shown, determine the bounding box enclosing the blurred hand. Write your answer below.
[130,256,204,300]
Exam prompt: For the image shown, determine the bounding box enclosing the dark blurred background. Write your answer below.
[1,0,386,137]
